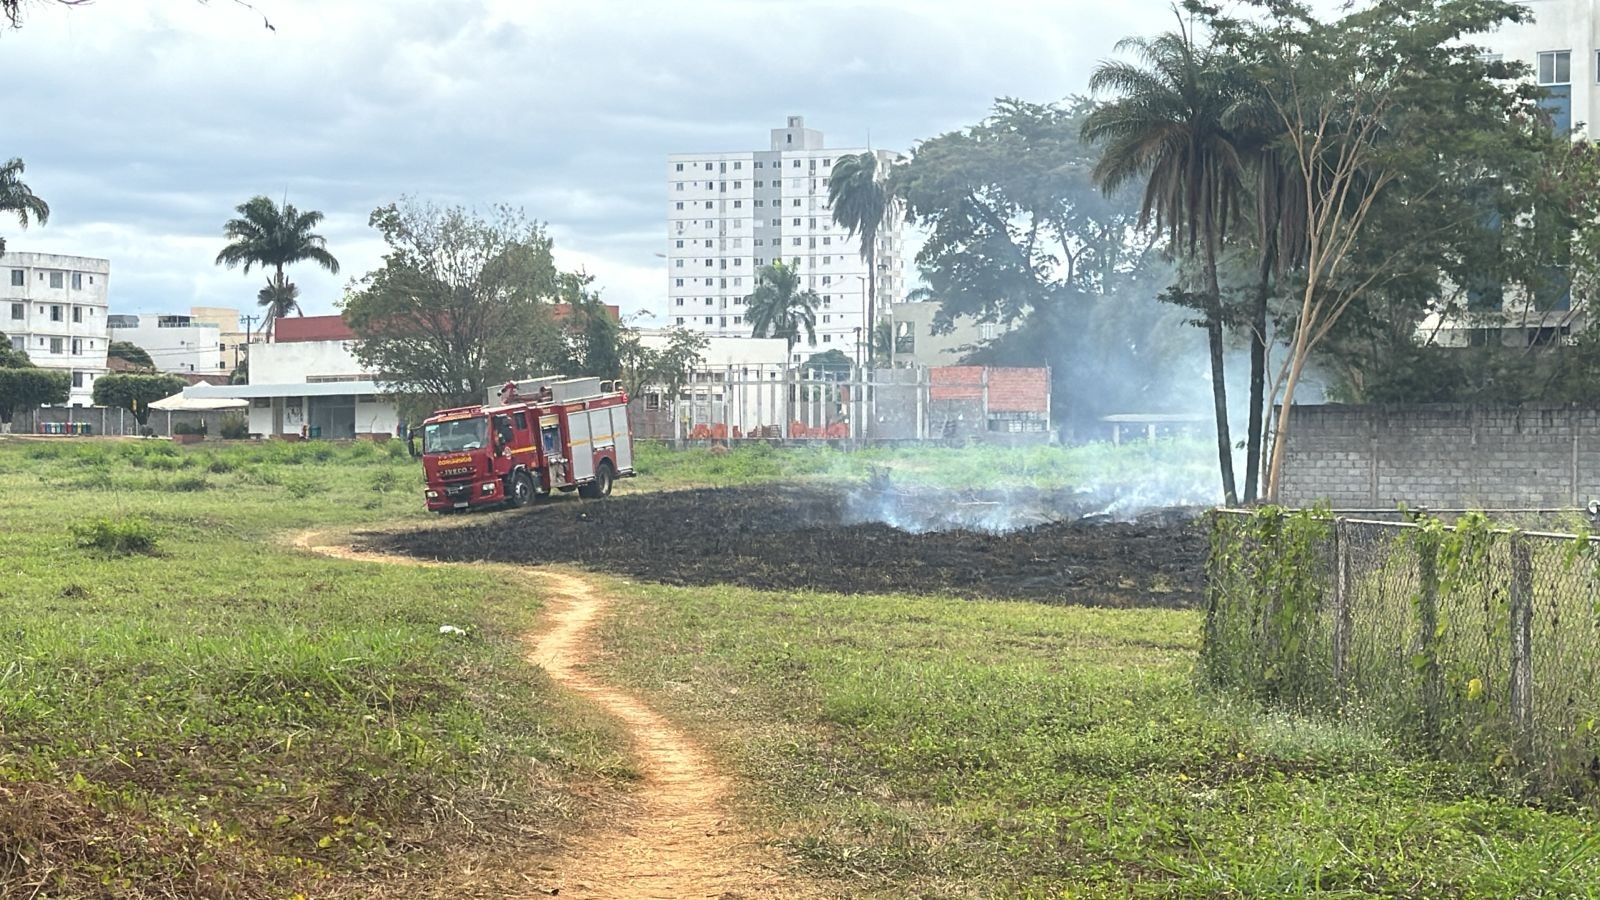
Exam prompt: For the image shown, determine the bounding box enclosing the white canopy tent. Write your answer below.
[149,392,249,412]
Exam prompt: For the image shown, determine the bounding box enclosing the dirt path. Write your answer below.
[293,531,812,899]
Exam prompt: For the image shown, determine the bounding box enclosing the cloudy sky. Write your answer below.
[2,0,1190,325]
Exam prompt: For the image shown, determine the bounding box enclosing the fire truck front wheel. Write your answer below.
[506,471,535,508]
[579,461,614,499]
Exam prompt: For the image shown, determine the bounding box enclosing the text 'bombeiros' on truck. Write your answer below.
[418,376,636,514]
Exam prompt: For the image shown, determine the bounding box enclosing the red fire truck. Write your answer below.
[420,376,635,513]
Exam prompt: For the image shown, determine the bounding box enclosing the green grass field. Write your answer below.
[594,581,1600,898]
[0,437,625,898]
[4,437,1598,898]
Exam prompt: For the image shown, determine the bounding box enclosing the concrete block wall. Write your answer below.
[1281,404,1600,509]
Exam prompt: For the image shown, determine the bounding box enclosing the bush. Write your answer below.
[205,455,237,474]
[168,474,211,492]
[219,415,250,440]
[237,464,282,486]
[286,477,320,499]
[370,469,399,493]
[70,517,159,555]
[172,421,208,436]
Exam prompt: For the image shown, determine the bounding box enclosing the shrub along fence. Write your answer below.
[1205,508,1600,802]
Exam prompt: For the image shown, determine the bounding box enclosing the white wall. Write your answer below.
[246,396,399,437]
[250,339,368,384]
[108,318,224,375]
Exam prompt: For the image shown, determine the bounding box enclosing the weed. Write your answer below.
[205,454,237,474]
[167,474,211,492]
[286,477,321,499]
[70,516,159,555]
[370,469,400,493]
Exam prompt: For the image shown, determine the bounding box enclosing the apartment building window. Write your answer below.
[704,239,713,248]
[733,316,742,325]
[72,306,82,323]
[809,238,817,248]
[705,316,714,324]
[1539,50,1571,85]
[675,202,684,210]
[49,305,62,322]
[676,317,685,325]
[823,236,832,245]
[823,314,831,324]
[675,239,684,248]
[822,275,832,285]
[822,256,831,265]
[792,199,802,207]
[9,302,20,320]
[704,277,714,286]
[732,238,743,248]
[71,272,82,290]
[754,180,763,188]
[733,200,742,208]
[676,298,684,306]
[771,218,781,226]
[734,277,743,286]
[754,199,764,207]
[674,259,684,268]
[809,217,817,228]
[791,257,800,266]
[733,161,742,170]
[48,271,63,288]
[675,182,684,191]
[733,181,741,189]
[49,337,63,354]
[822,178,830,188]
[734,258,743,266]
[792,159,801,168]
[754,161,763,168]
[791,237,802,246]
[719,317,727,327]
[9,335,22,351]
[8,269,20,286]
[755,257,765,265]
[703,201,713,209]
[704,162,713,171]
[792,218,801,226]
[675,162,684,172]
[822,158,830,167]
[822,295,832,306]
[675,278,684,286]
[719,162,727,173]
[754,239,764,246]
[72,371,83,388]
[705,259,714,267]
[71,338,81,354]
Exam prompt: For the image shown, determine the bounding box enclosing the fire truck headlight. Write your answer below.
[425,490,439,499]
[481,483,495,494]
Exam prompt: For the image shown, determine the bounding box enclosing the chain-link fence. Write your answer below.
[1205,509,1600,802]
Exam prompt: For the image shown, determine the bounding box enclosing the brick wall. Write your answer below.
[987,368,1049,413]
[1281,404,1600,509]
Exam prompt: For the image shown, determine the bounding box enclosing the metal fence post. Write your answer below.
[1416,529,1442,751]
[1509,532,1534,764]
[1332,518,1352,704]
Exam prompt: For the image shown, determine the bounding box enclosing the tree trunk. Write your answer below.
[1264,323,1312,503]
[1244,242,1275,504]
[1203,228,1239,506]
[865,241,877,368]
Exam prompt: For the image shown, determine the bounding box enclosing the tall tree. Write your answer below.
[215,195,339,341]
[617,326,707,404]
[0,158,49,255]
[0,330,64,433]
[1084,18,1250,503]
[1196,0,1538,500]
[342,199,587,411]
[255,273,302,328]
[107,341,156,370]
[828,151,892,364]
[746,261,819,354]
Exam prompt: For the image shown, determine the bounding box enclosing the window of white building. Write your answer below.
[1539,50,1571,85]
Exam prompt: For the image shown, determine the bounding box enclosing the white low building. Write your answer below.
[2,251,111,405]
[183,315,399,439]
[631,330,789,437]
[107,312,226,375]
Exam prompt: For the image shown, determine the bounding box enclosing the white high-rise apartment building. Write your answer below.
[1482,0,1600,139]
[666,116,905,364]
[2,252,111,406]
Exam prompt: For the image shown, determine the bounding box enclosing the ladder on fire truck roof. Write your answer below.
[494,376,621,406]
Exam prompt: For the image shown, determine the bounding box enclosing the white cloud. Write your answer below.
[0,0,1177,322]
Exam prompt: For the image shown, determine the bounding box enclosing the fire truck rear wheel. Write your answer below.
[507,471,534,508]
[580,461,614,499]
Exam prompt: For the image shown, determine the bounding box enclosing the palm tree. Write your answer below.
[215,195,339,340]
[0,158,49,255]
[256,273,302,331]
[1083,18,1249,505]
[828,151,891,365]
[747,261,819,353]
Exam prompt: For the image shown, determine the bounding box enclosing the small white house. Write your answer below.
[182,315,400,439]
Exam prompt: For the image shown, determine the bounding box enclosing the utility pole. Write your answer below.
[238,313,260,379]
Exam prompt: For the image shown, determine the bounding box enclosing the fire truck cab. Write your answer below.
[420,376,635,513]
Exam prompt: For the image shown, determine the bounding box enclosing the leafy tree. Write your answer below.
[1084,18,1251,504]
[256,273,301,326]
[617,326,707,403]
[746,261,820,353]
[0,331,66,431]
[1195,0,1539,500]
[92,373,185,427]
[828,151,893,363]
[107,341,155,370]
[555,273,622,379]
[0,157,49,255]
[342,199,585,411]
[215,195,339,340]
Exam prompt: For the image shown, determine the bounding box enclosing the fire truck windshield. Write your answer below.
[423,417,487,454]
